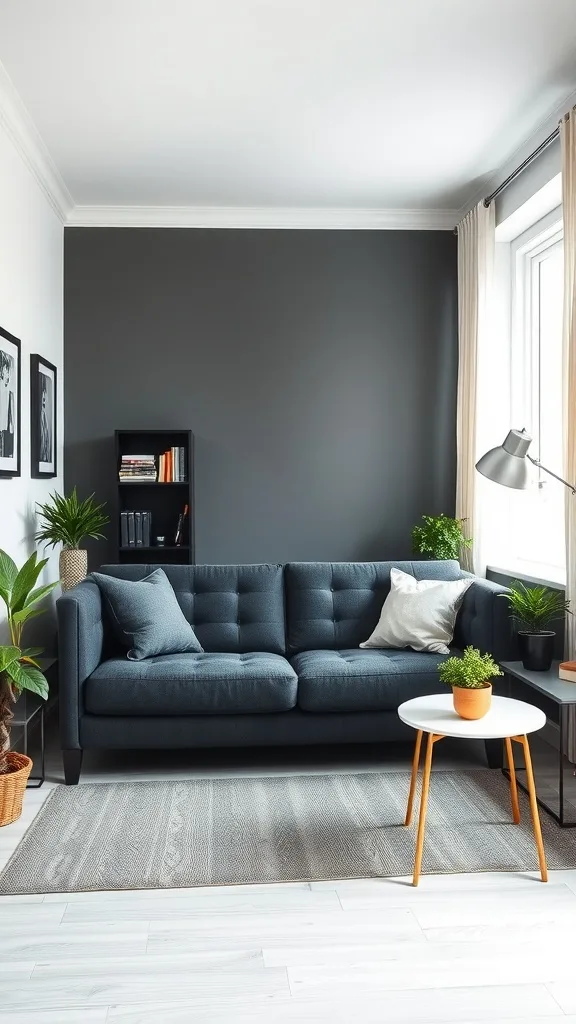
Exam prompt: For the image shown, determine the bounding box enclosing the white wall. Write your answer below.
[0,119,63,644]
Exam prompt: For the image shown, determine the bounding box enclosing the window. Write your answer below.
[488,208,565,583]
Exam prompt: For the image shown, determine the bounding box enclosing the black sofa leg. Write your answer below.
[63,749,83,785]
[484,739,504,769]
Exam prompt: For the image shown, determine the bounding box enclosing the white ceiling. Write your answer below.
[1,0,576,220]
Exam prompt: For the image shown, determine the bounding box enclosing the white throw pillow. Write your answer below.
[360,568,473,655]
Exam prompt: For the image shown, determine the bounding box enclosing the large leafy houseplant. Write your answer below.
[439,646,503,720]
[0,549,56,776]
[36,488,109,591]
[412,514,472,562]
[498,580,570,672]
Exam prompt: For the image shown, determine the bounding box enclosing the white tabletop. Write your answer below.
[398,694,546,740]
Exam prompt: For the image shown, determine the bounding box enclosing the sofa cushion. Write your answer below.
[291,648,455,713]
[360,568,472,655]
[285,561,465,654]
[97,563,286,654]
[91,568,204,661]
[85,652,298,716]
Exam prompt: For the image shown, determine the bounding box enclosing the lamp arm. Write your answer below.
[527,454,576,495]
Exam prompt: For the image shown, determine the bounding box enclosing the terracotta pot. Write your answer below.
[452,682,492,720]
[59,548,88,591]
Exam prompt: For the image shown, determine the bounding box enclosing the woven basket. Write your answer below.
[0,752,32,827]
[60,548,88,591]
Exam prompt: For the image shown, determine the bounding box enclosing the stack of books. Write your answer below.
[119,455,157,482]
[158,447,186,482]
[120,511,152,548]
[559,661,576,682]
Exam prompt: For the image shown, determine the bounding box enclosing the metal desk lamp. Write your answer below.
[476,429,576,495]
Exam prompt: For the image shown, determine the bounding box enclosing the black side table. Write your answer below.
[501,660,576,827]
[11,691,45,788]
[10,657,57,789]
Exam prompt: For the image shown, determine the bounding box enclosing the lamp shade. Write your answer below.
[475,429,533,490]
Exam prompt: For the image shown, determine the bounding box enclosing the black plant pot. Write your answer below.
[518,631,555,672]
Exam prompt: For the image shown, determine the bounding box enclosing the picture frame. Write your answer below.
[30,354,57,478]
[0,326,21,478]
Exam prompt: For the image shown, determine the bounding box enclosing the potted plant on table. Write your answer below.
[439,645,503,720]
[498,581,569,672]
[0,549,56,825]
[35,488,109,591]
[412,514,472,562]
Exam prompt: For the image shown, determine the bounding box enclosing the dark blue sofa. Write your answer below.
[57,560,514,783]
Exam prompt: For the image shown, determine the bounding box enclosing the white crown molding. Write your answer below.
[66,204,459,230]
[0,59,73,223]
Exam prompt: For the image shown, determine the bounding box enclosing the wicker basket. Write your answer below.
[0,752,32,827]
[60,548,88,591]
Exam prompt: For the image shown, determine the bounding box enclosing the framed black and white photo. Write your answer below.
[30,354,57,478]
[0,327,21,478]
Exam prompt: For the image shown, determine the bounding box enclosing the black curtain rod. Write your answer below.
[483,125,560,207]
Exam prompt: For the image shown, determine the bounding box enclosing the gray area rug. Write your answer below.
[1,770,575,894]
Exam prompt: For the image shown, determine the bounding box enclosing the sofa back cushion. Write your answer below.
[285,560,465,654]
[98,563,286,654]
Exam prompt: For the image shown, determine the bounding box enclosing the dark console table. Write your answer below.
[501,660,576,827]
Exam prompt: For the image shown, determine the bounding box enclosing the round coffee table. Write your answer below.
[398,693,548,886]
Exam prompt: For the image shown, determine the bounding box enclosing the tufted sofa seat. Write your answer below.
[57,559,514,783]
[86,652,298,716]
[291,649,458,713]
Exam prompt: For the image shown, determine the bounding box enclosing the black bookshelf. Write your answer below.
[114,430,195,564]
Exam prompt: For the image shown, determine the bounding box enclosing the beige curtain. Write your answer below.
[561,110,576,659]
[561,110,576,762]
[456,201,495,573]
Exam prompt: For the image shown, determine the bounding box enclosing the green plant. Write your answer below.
[35,488,109,550]
[412,514,472,561]
[498,580,570,634]
[0,550,55,771]
[439,646,503,689]
[0,549,57,647]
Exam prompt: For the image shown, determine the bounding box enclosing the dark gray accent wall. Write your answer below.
[64,228,457,566]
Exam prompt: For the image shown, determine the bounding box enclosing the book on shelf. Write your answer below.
[559,661,576,682]
[157,447,186,483]
[174,503,189,546]
[121,510,152,549]
[119,454,157,482]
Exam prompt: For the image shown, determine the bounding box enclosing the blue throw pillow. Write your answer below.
[91,568,204,661]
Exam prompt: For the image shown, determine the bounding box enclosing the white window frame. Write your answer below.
[510,210,563,459]
[503,206,565,583]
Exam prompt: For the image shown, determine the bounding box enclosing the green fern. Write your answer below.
[35,488,109,550]
[439,646,503,689]
[412,514,472,561]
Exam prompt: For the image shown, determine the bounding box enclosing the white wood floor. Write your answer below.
[1,728,576,1022]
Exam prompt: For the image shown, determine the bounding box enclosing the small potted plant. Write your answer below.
[0,549,56,825]
[412,514,472,562]
[35,488,109,591]
[498,581,569,672]
[439,645,503,720]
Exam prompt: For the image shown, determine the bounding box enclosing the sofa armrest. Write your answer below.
[455,575,515,666]
[57,579,104,748]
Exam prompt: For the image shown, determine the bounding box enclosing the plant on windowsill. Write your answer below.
[0,549,56,825]
[498,580,570,672]
[411,514,472,563]
[438,646,503,720]
[35,488,109,591]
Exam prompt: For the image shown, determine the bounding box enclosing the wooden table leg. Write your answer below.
[404,729,423,827]
[505,736,521,824]
[413,732,442,887]
[516,734,548,883]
